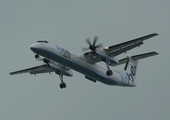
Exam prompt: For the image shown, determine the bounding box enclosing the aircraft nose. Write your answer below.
[30,43,38,52]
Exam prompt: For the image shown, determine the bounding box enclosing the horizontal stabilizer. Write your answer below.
[111,51,159,66]
[131,51,158,60]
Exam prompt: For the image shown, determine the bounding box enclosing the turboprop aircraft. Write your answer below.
[10,33,159,89]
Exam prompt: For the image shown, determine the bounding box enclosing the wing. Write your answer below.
[104,33,158,56]
[10,64,54,75]
[111,51,159,67]
[83,33,158,63]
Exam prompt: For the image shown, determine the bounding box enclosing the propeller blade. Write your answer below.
[96,43,103,48]
[86,38,92,46]
[83,36,101,52]
[93,36,98,46]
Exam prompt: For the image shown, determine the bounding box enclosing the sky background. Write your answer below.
[0,0,169,120]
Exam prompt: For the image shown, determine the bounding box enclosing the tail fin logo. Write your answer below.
[131,66,136,76]
[126,65,136,83]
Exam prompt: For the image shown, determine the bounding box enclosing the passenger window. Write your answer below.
[37,41,49,43]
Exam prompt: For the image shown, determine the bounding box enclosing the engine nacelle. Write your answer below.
[95,51,119,65]
[48,62,73,76]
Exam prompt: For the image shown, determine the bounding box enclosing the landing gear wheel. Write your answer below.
[58,74,66,89]
[35,54,39,59]
[60,83,66,89]
[105,62,113,76]
[106,70,113,76]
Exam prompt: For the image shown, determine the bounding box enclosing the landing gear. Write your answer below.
[34,52,39,59]
[60,82,66,89]
[105,62,113,76]
[106,70,113,76]
[58,73,66,89]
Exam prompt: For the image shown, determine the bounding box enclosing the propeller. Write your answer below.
[82,36,103,52]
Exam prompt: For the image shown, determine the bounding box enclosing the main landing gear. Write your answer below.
[58,73,66,89]
[105,62,113,76]
[55,71,66,89]
[33,52,67,89]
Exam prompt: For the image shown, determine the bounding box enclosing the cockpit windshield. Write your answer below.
[37,40,49,43]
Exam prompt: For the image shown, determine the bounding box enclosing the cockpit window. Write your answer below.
[37,40,49,43]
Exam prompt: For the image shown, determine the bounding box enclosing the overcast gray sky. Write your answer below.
[0,0,169,120]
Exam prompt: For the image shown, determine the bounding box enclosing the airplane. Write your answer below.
[10,33,159,89]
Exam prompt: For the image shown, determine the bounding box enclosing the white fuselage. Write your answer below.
[30,42,136,87]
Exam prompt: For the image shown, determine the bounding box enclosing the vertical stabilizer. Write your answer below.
[124,57,138,83]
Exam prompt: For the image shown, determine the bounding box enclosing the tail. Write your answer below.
[123,51,159,83]
[124,57,138,83]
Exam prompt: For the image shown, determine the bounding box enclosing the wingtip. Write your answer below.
[155,52,159,55]
[153,33,159,36]
[9,72,13,75]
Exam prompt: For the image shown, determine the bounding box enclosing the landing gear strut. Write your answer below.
[105,62,113,76]
[58,73,66,89]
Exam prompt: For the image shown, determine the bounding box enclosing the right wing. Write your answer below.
[104,33,159,56]
[84,33,158,63]
[10,64,54,75]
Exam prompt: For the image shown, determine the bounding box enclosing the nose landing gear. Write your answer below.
[34,52,39,59]
[35,54,39,59]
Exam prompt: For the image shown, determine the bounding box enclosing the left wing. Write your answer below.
[10,64,53,75]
